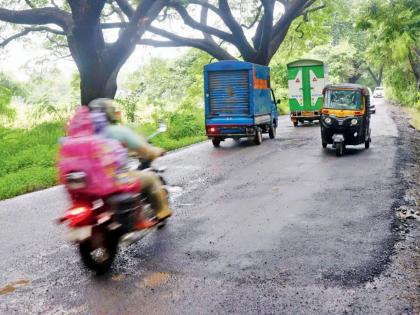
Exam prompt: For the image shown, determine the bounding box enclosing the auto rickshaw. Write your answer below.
[320,84,371,157]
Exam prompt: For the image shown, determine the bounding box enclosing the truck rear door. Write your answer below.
[208,70,250,116]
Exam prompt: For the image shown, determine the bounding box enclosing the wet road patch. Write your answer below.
[0,279,30,296]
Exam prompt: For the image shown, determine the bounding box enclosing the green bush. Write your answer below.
[166,104,204,139]
[132,104,206,150]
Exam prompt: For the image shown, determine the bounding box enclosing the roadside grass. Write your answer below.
[0,122,65,200]
[405,107,420,130]
[0,121,206,201]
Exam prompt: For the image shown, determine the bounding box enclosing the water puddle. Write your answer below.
[111,274,126,282]
[145,272,170,287]
[167,186,184,200]
[0,279,31,296]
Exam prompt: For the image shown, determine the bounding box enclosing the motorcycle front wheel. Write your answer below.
[79,230,118,274]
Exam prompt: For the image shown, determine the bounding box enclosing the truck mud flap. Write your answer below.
[255,115,271,124]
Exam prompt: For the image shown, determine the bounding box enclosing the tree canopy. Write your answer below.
[0,0,329,103]
[141,0,327,65]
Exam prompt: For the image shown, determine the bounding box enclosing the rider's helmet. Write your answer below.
[88,98,120,124]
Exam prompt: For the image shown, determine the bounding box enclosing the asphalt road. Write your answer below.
[0,99,416,314]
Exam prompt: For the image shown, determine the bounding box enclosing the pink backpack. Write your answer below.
[58,107,138,197]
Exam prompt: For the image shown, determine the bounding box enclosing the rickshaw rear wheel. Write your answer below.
[322,140,327,148]
[336,142,344,157]
[365,138,370,149]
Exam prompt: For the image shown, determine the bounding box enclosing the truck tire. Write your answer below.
[254,128,262,145]
[212,138,221,147]
[293,121,298,127]
[269,125,276,139]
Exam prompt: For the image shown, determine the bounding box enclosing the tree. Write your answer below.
[140,0,327,65]
[358,0,420,92]
[307,41,365,84]
[0,0,168,104]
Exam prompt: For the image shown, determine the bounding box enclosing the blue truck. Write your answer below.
[204,60,279,147]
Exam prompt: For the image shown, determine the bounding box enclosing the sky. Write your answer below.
[0,35,188,82]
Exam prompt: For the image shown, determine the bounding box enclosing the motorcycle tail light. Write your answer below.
[68,206,90,216]
[65,172,87,190]
[58,204,92,226]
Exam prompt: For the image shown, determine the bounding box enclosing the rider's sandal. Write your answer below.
[156,209,172,222]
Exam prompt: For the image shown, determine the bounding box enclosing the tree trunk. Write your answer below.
[367,65,384,87]
[408,47,420,92]
[348,75,360,84]
[79,68,118,105]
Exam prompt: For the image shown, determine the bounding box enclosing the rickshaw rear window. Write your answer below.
[325,89,362,110]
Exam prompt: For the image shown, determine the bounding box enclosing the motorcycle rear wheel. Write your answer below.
[79,231,118,274]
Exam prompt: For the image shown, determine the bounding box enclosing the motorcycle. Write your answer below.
[57,123,169,274]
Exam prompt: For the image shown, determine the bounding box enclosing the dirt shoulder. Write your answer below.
[387,104,420,312]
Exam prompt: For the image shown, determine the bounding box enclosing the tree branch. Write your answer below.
[50,0,60,9]
[168,3,234,44]
[255,0,275,63]
[268,0,316,61]
[0,7,72,31]
[110,1,127,22]
[217,0,256,60]
[241,4,263,29]
[114,0,134,18]
[199,0,213,41]
[144,25,236,60]
[183,0,221,15]
[0,26,65,48]
[24,0,36,9]
[301,4,325,16]
[108,0,167,71]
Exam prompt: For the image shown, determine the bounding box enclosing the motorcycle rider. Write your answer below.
[88,98,172,226]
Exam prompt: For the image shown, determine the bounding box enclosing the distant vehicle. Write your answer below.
[373,86,384,98]
[204,60,279,147]
[367,87,376,114]
[320,84,372,157]
[287,59,327,126]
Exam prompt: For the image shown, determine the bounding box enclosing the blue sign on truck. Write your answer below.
[204,60,279,147]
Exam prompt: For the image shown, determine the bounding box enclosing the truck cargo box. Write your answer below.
[287,59,327,126]
[204,60,278,147]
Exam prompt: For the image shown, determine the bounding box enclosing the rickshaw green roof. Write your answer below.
[287,59,324,68]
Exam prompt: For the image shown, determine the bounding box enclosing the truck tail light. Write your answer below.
[208,127,217,134]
